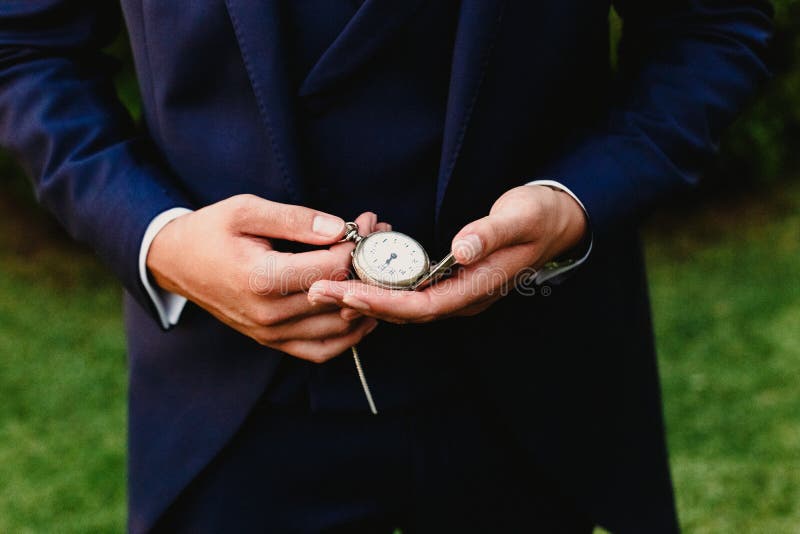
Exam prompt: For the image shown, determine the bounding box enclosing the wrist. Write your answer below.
[532,184,588,258]
[146,214,187,295]
[557,188,589,251]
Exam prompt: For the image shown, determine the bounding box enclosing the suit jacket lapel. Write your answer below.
[298,0,427,97]
[436,0,507,216]
[223,0,505,213]
[224,0,305,203]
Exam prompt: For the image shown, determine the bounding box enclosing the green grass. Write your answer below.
[0,196,127,533]
[647,183,800,532]
[0,181,798,532]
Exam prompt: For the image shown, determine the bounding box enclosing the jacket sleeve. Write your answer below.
[540,0,773,240]
[0,1,192,322]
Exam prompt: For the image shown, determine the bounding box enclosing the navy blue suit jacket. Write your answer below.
[0,1,772,532]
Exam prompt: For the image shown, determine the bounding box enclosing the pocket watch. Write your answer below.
[341,222,458,290]
[340,221,460,416]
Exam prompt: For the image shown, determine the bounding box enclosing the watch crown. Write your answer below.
[341,221,363,244]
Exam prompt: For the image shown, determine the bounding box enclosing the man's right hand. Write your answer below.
[146,194,385,363]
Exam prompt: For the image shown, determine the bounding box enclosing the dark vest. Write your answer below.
[265,0,471,412]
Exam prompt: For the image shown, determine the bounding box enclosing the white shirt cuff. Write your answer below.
[138,207,193,329]
[526,179,593,284]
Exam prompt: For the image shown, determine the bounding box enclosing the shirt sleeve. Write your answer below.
[526,180,593,284]
[138,208,194,329]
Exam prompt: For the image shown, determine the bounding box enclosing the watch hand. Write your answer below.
[378,252,398,273]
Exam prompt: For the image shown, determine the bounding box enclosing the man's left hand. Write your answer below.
[308,185,588,324]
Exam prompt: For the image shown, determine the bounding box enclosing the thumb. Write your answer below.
[451,213,530,265]
[228,194,346,245]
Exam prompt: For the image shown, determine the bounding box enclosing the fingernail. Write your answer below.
[307,285,337,305]
[341,308,362,321]
[343,292,370,311]
[453,234,483,264]
[312,215,345,238]
[309,293,338,306]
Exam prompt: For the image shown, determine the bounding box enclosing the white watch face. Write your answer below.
[353,231,430,289]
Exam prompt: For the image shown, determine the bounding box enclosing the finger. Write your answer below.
[340,308,363,321]
[315,212,377,258]
[450,186,550,265]
[451,211,537,265]
[308,278,479,324]
[279,318,380,364]
[255,247,354,294]
[353,212,378,235]
[259,311,363,344]
[229,194,347,245]
[453,295,502,317]
[309,246,524,323]
[251,291,338,324]
[266,213,383,294]
[375,222,392,232]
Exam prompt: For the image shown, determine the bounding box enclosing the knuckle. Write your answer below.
[226,194,258,225]
[255,326,285,344]
[414,313,437,324]
[328,265,353,281]
[228,193,256,213]
[311,252,350,282]
[239,193,260,204]
[526,193,548,222]
[488,219,509,248]
[333,320,354,336]
[248,267,277,297]
[253,332,274,346]
[297,265,324,289]
[260,284,279,298]
[282,207,307,231]
[424,293,444,315]
[307,351,332,364]
[330,248,354,268]
[254,308,280,326]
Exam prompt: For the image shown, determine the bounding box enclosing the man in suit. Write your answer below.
[0,1,772,532]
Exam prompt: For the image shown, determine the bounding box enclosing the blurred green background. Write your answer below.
[1,3,799,533]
